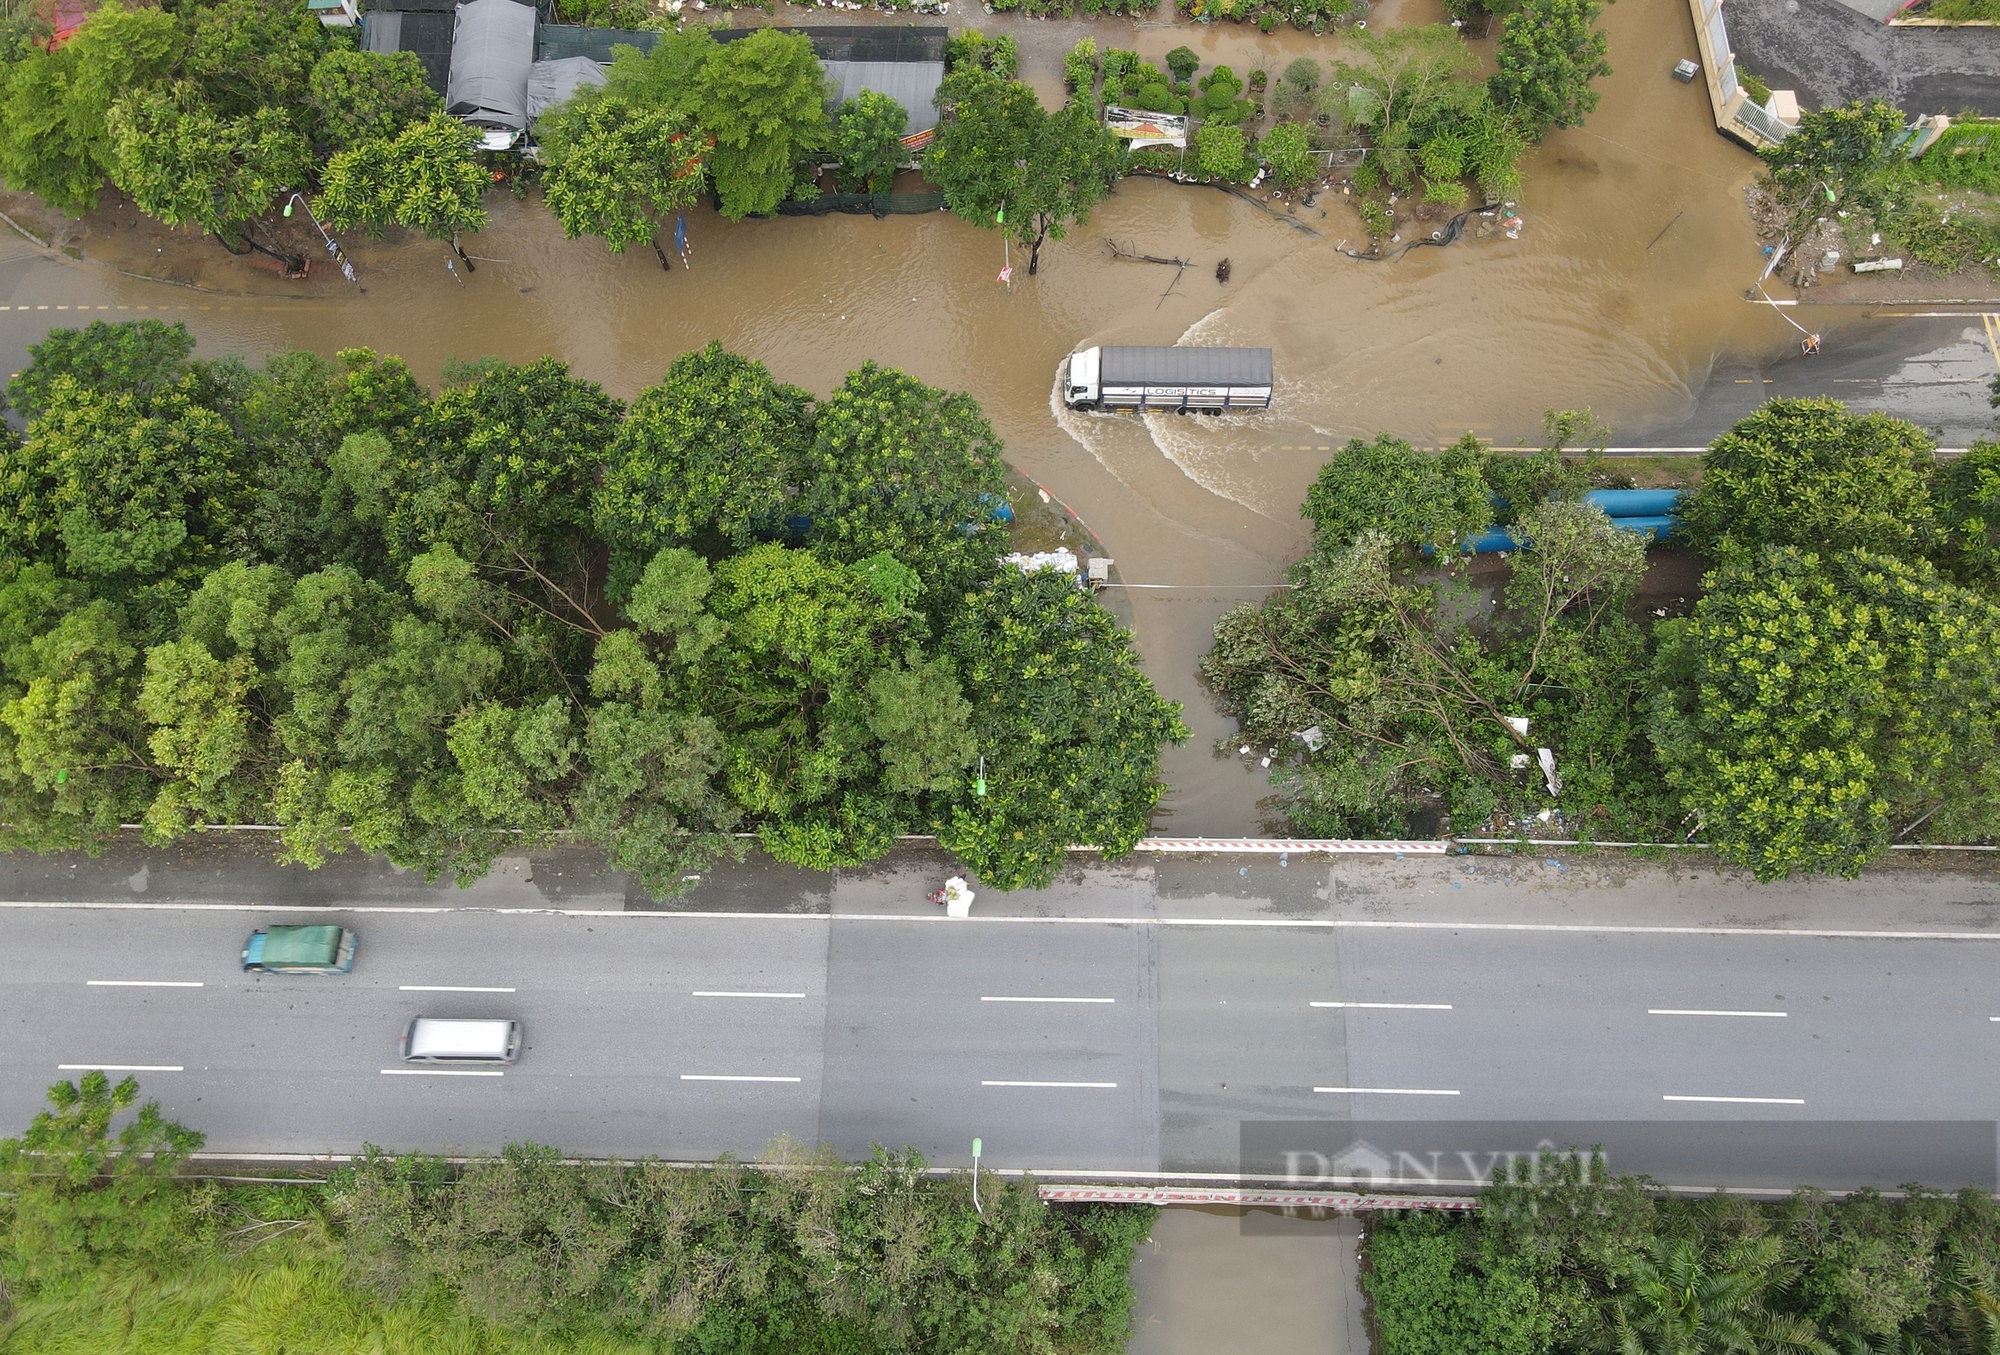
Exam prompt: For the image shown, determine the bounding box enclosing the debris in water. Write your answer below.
[1216,257,1232,283]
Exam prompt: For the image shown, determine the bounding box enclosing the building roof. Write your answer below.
[824,59,942,133]
[361,8,455,95]
[711,23,946,64]
[527,55,607,119]
[447,0,538,129]
[535,22,657,62]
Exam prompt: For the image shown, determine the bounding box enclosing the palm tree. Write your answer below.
[1941,1260,2000,1355]
[1596,1235,1835,1355]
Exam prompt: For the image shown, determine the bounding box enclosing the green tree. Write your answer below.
[940,569,1187,890]
[1261,120,1316,187]
[1487,0,1612,139]
[267,566,508,879]
[541,99,707,259]
[107,88,313,236]
[1202,500,1657,840]
[1678,398,1936,566]
[925,68,1125,275]
[795,361,1008,594]
[0,585,156,852]
[0,1,182,212]
[686,544,917,868]
[695,28,830,220]
[1936,439,2000,593]
[0,378,249,603]
[1597,1235,1833,1355]
[0,1073,204,1290]
[1759,100,1901,228]
[1650,548,2000,881]
[320,113,488,241]
[1166,45,1201,84]
[1302,434,1490,554]
[5,318,195,419]
[393,358,624,663]
[1195,121,1249,180]
[600,23,716,120]
[307,48,442,147]
[595,342,813,571]
[178,0,329,118]
[832,89,909,194]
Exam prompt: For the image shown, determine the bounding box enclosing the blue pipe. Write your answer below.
[1584,488,1682,516]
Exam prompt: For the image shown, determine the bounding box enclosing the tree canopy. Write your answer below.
[0,322,1184,893]
[924,68,1125,275]
[1202,396,2000,877]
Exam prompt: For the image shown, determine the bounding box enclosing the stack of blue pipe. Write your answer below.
[1462,488,1682,554]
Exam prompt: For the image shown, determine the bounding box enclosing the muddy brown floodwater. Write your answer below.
[0,0,1799,836]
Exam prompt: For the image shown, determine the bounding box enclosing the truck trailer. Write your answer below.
[1062,345,1274,412]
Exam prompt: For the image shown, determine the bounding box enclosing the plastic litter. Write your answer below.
[1004,548,1079,575]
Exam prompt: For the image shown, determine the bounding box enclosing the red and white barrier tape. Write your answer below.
[1132,838,1448,855]
[1038,1183,1474,1209]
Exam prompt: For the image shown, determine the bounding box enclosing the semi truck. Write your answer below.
[1062,345,1274,412]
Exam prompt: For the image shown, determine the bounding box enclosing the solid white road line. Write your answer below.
[381,1068,505,1077]
[680,1074,803,1083]
[1311,1001,1452,1010]
[1314,1086,1460,1096]
[15,899,2000,942]
[1650,1008,1787,1018]
[691,991,806,999]
[399,985,516,993]
[981,996,1116,1004]
[18,900,2000,942]
[1663,1094,1805,1105]
[60,1063,183,1072]
[982,1080,1120,1088]
[86,980,204,988]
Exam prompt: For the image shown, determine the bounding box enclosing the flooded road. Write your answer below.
[0,0,1820,833]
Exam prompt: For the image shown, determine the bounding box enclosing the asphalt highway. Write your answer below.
[3,844,2000,1194]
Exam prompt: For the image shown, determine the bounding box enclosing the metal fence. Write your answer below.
[776,192,946,217]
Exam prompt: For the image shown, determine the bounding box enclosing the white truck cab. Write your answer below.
[1064,347,1102,407]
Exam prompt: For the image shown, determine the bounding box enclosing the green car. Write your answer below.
[241,924,357,974]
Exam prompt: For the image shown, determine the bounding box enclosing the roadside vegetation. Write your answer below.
[1756,100,2000,284]
[0,0,1610,273]
[1068,0,1611,247]
[0,320,1187,892]
[1367,1155,2000,1355]
[0,1071,1155,1353]
[1200,399,2000,879]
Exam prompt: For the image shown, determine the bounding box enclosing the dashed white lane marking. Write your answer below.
[1663,1094,1804,1105]
[692,991,805,999]
[1650,1008,1786,1018]
[400,985,515,992]
[61,1063,182,1072]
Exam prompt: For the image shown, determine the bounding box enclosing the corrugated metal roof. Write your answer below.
[824,59,942,133]
[448,0,537,129]
[527,55,606,119]
[1100,346,1274,385]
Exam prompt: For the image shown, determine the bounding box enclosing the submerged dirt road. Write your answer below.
[0,0,1808,833]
